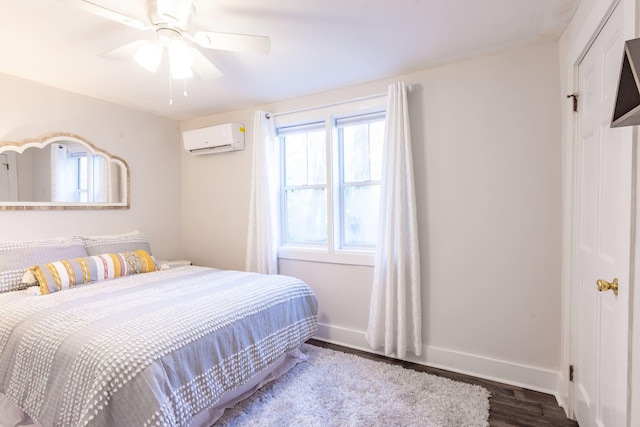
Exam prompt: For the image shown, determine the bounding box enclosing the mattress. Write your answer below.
[0,266,318,426]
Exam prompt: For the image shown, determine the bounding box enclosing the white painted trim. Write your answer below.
[422,346,560,396]
[313,323,560,396]
[278,247,375,266]
[555,372,570,416]
[314,322,366,345]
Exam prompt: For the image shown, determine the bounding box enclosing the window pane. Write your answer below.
[78,156,88,191]
[369,121,384,181]
[284,188,327,244]
[284,133,306,186]
[343,184,380,246]
[307,130,326,184]
[284,130,326,186]
[342,120,384,183]
[78,156,88,202]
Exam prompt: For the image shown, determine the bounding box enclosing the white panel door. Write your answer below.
[574,4,631,427]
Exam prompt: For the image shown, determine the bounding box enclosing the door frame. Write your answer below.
[561,0,638,422]
[0,152,18,201]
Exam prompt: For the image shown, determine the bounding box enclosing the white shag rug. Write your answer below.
[215,343,490,427]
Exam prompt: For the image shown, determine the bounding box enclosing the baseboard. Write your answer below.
[313,323,561,396]
[555,372,572,418]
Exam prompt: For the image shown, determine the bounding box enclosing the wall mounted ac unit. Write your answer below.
[183,123,245,155]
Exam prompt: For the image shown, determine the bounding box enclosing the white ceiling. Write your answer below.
[0,0,579,121]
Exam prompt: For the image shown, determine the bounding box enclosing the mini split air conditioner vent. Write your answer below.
[182,123,245,155]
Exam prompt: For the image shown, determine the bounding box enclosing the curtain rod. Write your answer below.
[265,90,392,120]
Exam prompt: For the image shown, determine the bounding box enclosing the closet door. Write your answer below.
[573,3,631,427]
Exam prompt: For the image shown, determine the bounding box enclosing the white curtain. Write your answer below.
[245,110,280,274]
[51,144,75,202]
[365,81,422,358]
[91,155,106,202]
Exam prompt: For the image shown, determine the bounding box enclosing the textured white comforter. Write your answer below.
[0,266,318,427]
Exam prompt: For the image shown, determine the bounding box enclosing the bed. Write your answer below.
[0,232,318,427]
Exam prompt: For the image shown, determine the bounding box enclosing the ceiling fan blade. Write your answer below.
[100,39,148,60]
[190,49,224,80]
[188,31,271,54]
[59,0,148,29]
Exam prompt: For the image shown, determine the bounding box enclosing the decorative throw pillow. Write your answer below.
[80,230,152,256]
[0,236,88,293]
[30,250,156,295]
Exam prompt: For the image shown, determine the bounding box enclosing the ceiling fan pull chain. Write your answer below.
[169,72,173,106]
[184,79,188,98]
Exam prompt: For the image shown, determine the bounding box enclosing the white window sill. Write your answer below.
[277,246,375,267]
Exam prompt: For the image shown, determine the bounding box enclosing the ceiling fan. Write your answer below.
[61,0,271,80]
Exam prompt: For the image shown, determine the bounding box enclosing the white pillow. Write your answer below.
[0,236,88,293]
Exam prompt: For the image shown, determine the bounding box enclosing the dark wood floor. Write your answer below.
[307,339,579,427]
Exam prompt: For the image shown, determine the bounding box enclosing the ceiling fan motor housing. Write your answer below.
[156,27,183,46]
[145,0,195,30]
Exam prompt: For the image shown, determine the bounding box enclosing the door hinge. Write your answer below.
[567,93,578,112]
[569,365,574,382]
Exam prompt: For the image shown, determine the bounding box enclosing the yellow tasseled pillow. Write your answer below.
[29,250,156,295]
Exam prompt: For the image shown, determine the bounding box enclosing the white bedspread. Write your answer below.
[0,266,318,426]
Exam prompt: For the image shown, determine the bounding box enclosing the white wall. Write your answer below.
[181,42,563,392]
[180,111,253,270]
[0,73,183,260]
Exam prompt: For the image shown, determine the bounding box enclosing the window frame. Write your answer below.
[274,96,386,266]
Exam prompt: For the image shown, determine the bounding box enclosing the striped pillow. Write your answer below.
[30,250,156,295]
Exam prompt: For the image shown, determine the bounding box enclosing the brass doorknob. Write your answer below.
[596,278,619,296]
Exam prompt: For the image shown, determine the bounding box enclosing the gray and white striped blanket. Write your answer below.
[0,266,318,426]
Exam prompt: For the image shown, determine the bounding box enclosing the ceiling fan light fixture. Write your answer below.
[168,39,194,79]
[134,41,162,72]
[74,0,270,85]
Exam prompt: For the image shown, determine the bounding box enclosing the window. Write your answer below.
[76,154,88,202]
[52,144,110,203]
[280,122,327,245]
[337,113,384,248]
[277,106,385,265]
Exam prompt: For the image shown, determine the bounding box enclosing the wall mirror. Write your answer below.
[0,133,129,210]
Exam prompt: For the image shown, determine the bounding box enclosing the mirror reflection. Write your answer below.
[0,133,129,209]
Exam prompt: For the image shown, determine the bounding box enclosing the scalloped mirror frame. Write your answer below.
[0,132,130,210]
